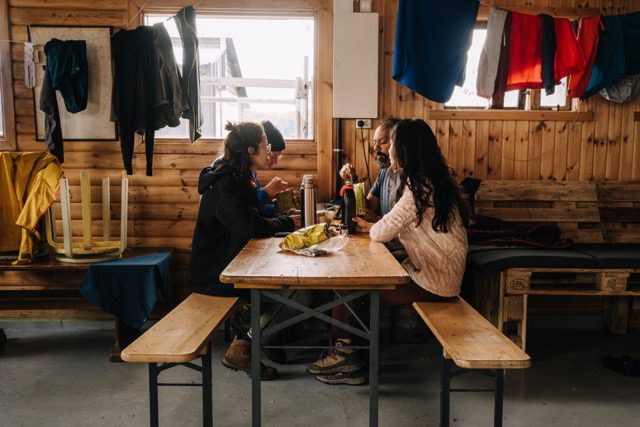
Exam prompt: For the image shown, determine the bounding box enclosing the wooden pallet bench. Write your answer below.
[469,180,640,350]
[121,293,238,427]
[413,298,530,427]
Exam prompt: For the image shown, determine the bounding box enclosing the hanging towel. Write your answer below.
[582,15,624,99]
[24,42,36,88]
[553,18,586,82]
[44,39,89,113]
[111,26,157,176]
[491,12,512,108]
[540,14,557,95]
[152,23,188,130]
[620,12,640,76]
[174,6,203,142]
[39,67,64,162]
[567,16,601,98]
[506,12,543,91]
[392,0,480,103]
[476,7,508,98]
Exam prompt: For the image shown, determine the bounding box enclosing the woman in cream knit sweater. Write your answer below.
[354,118,469,303]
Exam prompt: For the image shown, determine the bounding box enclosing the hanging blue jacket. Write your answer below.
[583,15,625,99]
[392,0,479,103]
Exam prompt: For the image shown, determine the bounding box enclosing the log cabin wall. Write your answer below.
[3,0,639,325]
[4,0,331,303]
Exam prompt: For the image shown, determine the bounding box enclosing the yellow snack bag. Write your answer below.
[274,189,296,213]
[279,223,330,251]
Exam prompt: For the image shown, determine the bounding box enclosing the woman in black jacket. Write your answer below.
[188,121,294,296]
[188,122,294,379]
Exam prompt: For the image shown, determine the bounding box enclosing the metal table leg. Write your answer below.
[251,289,261,427]
[369,290,380,427]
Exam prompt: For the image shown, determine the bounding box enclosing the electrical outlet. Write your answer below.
[356,119,372,129]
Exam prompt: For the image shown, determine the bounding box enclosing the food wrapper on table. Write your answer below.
[279,224,330,251]
[279,223,348,257]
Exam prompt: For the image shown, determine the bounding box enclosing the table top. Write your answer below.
[219,234,410,290]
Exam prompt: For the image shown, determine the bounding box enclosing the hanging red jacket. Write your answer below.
[507,12,543,90]
[567,16,601,98]
[554,18,586,82]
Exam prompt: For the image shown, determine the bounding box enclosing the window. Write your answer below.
[446,28,569,110]
[145,14,315,140]
[0,0,16,150]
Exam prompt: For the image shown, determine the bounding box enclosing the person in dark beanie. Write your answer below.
[255,120,289,215]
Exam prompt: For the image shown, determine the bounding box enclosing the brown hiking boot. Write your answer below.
[315,370,368,386]
[307,338,361,375]
[222,338,278,380]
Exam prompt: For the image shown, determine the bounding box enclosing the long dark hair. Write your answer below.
[392,119,469,232]
[222,121,264,181]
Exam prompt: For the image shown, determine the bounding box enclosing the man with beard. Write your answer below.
[340,117,401,220]
[307,117,403,386]
[340,117,405,259]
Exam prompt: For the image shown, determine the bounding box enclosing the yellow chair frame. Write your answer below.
[45,171,128,263]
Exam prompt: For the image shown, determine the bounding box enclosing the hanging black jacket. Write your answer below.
[188,162,294,298]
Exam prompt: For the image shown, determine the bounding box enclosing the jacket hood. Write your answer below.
[198,159,239,194]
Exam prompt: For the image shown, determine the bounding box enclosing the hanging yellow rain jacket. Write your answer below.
[0,152,62,264]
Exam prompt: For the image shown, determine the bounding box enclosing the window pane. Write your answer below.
[445,29,523,109]
[446,29,490,108]
[146,15,315,139]
[540,77,568,108]
[503,90,520,108]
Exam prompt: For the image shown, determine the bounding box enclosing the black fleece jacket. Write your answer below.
[188,162,294,298]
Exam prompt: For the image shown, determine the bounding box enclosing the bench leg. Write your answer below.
[148,363,159,427]
[440,355,451,427]
[494,369,504,427]
[202,342,213,427]
[251,289,261,427]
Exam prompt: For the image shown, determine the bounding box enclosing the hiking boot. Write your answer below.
[315,370,368,386]
[307,338,360,375]
[222,337,278,380]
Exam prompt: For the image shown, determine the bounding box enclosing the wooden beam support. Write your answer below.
[428,110,593,122]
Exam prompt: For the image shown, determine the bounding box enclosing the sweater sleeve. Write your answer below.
[369,186,417,242]
[216,181,294,240]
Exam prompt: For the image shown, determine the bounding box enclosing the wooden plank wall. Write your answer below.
[342,0,640,187]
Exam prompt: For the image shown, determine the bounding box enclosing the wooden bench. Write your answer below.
[413,298,530,427]
[470,180,640,350]
[121,293,238,427]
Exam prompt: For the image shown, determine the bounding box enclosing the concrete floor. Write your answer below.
[1,325,639,427]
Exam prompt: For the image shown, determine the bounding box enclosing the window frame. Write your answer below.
[0,0,16,150]
[142,8,318,143]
